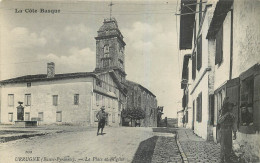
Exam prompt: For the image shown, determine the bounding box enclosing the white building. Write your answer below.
[0,63,125,127]
[179,0,260,161]
[179,0,214,140]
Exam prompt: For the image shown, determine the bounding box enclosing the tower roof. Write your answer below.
[96,17,125,44]
[98,18,118,32]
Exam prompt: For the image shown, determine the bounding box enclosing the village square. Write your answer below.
[0,0,260,163]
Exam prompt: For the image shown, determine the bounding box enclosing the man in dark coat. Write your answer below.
[96,106,107,136]
[218,97,237,163]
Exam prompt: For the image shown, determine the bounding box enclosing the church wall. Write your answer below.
[125,82,157,127]
[96,37,125,72]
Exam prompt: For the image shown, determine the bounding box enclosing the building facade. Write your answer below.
[0,17,157,127]
[0,64,123,127]
[124,80,157,127]
[179,0,215,140]
[179,0,260,161]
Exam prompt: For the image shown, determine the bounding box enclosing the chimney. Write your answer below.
[47,62,55,78]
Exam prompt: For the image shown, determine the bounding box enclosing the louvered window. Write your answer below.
[215,25,223,65]
[192,52,196,80]
[197,35,202,70]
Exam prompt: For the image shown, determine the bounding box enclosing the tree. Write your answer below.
[122,107,145,126]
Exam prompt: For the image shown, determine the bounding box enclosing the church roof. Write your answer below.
[0,72,96,84]
[96,18,125,45]
[98,18,119,32]
[125,80,156,97]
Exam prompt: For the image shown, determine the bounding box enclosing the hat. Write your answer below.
[101,106,105,110]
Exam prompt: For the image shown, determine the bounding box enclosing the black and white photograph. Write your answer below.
[0,0,259,162]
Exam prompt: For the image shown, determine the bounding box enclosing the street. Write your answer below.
[0,127,179,163]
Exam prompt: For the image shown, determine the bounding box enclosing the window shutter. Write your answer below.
[196,96,199,122]
[194,20,196,44]
[209,94,215,125]
[192,52,196,80]
[215,26,223,65]
[226,78,240,131]
[253,73,260,130]
[200,93,202,122]
[197,35,202,70]
[182,94,187,108]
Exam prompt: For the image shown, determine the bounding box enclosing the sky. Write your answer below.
[0,0,184,118]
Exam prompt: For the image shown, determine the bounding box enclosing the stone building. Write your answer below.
[0,17,157,127]
[124,80,157,127]
[94,18,157,127]
[179,0,260,161]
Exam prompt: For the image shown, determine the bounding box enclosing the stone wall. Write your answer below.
[125,81,157,127]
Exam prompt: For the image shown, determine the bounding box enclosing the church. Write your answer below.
[0,18,157,127]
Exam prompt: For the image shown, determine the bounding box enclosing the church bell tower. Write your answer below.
[95,18,126,83]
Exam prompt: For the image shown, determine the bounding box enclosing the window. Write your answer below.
[112,113,115,123]
[240,76,254,126]
[8,94,14,106]
[96,79,102,87]
[197,35,202,71]
[103,59,110,68]
[108,98,111,108]
[56,111,62,122]
[104,45,109,53]
[25,112,30,121]
[138,96,141,106]
[215,25,223,65]
[238,64,260,132]
[104,53,109,58]
[38,112,43,121]
[214,88,225,126]
[8,113,13,122]
[192,52,196,80]
[25,94,31,106]
[27,82,31,87]
[196,93,202,122]
[53,95,58,106]
[74,94,79,105]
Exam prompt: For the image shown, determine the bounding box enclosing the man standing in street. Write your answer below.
[96,106,107,136]
[218,97,237,163]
